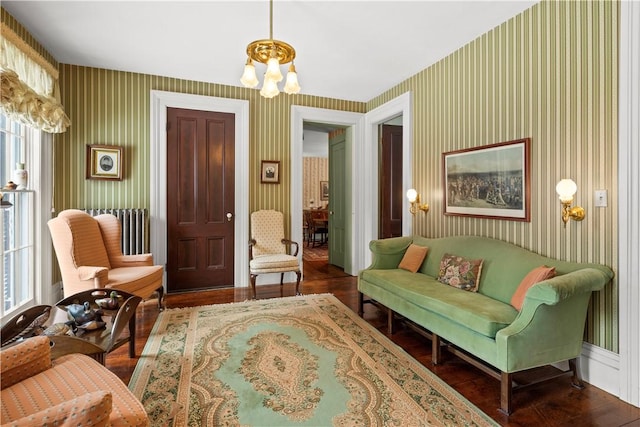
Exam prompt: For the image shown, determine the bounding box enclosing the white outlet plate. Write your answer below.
[595,190,608,207]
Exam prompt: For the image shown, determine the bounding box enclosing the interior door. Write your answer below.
[329,132,346,268]
[166,107,235,292]
[379,124,403,238]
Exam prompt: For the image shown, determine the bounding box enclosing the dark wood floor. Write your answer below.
[107,259,640,426]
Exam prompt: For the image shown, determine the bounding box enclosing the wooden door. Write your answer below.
[379,124,403,238]
[329,132,346,268]
[166,108,235,292]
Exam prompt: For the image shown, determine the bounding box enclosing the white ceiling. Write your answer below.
[3,0,537,102]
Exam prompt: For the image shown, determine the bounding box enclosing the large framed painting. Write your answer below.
[442,138,531,221]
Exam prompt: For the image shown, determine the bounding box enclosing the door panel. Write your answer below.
[167,107,235,292]
[380,124,403,238]
[329,133,346,268]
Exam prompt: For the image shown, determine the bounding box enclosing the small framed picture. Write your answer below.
[260,160,280,184]
[86,144,123,180]
[320,181,329,200]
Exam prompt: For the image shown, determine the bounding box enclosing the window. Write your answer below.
[0,113,36,317]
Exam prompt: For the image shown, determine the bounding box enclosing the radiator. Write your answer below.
[82,208,149,255]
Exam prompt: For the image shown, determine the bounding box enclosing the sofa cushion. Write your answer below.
[361,269,517,338]
[510,266,556,310]
[437,253,483,292]
[398,244,429,273]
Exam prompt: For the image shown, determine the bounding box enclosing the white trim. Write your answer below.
[581,342,620,397]
[363,92,413,268]
[150,91,250,288]
[291,106,364,275]
[618,0,640,408]
[35,131,54,305]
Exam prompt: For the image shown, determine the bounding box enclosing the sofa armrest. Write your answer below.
[495,268,611,372]
[1,336,52,389]
[523,268,611,305]
[365,236,413,270]
[77,266,109,286]
[109,254,154,268]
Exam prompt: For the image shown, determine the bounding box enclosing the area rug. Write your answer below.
[302,246,329,261]
[129,294,497,426]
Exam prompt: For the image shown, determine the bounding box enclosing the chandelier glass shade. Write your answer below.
[240,0,300,98]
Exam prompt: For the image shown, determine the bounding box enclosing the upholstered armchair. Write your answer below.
[249,210,302,299]
[48,209,164,306]
[1,336,149,426]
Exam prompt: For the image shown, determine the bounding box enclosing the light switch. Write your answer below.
[595,190,608,207]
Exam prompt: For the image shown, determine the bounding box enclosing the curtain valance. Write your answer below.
[0,22,69,133]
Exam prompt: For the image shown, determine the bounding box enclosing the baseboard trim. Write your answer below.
[580,342,620,397]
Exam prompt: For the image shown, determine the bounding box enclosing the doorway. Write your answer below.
[302,122,346,278]
[379,120,404,239]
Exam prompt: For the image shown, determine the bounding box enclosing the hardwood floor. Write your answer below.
[106,260,640,426]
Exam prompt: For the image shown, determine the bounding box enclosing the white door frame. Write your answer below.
[291,106,364,275]
[362,92,413,268]
[150,90,250,288]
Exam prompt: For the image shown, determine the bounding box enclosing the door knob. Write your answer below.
[226,213,233,221]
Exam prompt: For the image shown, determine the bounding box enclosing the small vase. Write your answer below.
[14,163,28,190]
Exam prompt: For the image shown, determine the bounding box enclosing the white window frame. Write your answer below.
[0,115,54,322]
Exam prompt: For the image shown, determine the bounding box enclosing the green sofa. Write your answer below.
[357,235,613,414]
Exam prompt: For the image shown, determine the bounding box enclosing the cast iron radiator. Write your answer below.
[82,208,149,255]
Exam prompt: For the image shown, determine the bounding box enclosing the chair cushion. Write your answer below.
[250,254,300,273]
[106,265,164,300]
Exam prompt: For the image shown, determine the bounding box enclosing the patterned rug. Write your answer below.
[129,294,497,426]
[302,246,328,261]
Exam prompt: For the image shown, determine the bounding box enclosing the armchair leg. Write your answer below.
[280,273,285,286]
[156,286,165,310]
[295,270,302,295]
[250,274,258,299]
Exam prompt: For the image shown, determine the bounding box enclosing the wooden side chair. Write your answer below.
[249,210,302,299]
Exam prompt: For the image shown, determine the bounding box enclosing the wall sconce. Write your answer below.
[406,188,429,215]
[555,179,585,227]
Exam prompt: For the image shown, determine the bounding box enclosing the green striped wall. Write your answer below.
[368,0,618,351]
[55,65,365,234]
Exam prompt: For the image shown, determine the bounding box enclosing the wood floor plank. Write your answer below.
[105,260,640,426]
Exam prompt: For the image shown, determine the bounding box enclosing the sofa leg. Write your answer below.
[432,334,441,365]
[387,308,395,335]
[357,292,364,317]
[569,357,585,389]
[500,371,513,415]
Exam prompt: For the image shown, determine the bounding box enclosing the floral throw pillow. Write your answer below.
[437,253,484,292]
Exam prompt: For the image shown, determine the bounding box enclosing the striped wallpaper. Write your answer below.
[303,158,329,209]
[2,0,618,351]
[55,66,365,236]
[368,0,618,351]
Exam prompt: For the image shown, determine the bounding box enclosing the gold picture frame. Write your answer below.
[86,144,123,181]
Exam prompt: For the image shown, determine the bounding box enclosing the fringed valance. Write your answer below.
[0,22,69,133]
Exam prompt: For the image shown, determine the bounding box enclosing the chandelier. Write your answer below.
[240,0,300,98]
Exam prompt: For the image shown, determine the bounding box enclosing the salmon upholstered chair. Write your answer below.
[1,336,149,426]
[249,210,302,299]
[48,209,164,306]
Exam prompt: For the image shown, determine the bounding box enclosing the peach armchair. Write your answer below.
[1,336,149,426]
[249,210,302,299]
[48,209,164,306]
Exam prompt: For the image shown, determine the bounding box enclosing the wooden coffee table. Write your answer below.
[47,289,142,364]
